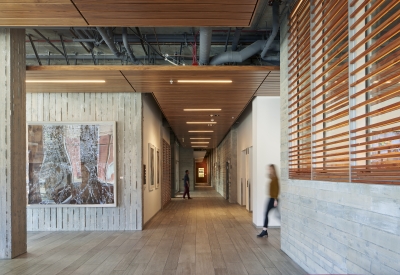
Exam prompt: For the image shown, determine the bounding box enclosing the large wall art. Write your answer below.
[27,122,117,207]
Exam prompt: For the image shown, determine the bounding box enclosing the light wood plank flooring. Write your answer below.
[0,188,306,275]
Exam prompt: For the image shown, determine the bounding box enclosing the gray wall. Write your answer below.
[280,10,400,275]
[26,92,143,231]
[211,127,237,203]
[179,147,194,191]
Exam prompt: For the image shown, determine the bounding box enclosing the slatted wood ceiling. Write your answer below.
[0,0,259,27]
[26,65,279,148]
[349,0,400,185]
[26,92,143,230]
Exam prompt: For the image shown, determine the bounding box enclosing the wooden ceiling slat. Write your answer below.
[72,0,257,4]
[75,4,255,13]
[84,12,252,20]
[85,19,251,27]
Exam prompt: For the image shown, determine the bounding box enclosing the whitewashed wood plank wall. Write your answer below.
[26,92,143,231]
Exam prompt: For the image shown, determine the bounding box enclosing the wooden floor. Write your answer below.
[0,188,306,275]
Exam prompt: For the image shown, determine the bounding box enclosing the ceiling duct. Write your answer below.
[74,29,94,50]
[210,0,280,65]
[96,27,122,58]
[199,27,212,65]
[231,27,243,51]
[122,27,140,64]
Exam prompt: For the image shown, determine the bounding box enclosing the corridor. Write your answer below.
[0,189,305,275]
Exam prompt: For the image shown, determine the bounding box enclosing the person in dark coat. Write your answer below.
[183,170,192,199]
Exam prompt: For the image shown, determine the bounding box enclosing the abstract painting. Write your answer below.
[148,143,155,191]
[27,122,116,207]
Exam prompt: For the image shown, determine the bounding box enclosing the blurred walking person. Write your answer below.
[257,164,279,237]
[183,170,192,199]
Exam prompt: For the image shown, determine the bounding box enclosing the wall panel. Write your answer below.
[27,92,142,231]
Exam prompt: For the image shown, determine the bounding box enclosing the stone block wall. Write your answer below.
[280,8,400,275]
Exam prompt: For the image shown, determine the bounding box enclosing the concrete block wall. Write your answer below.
[280,8,400,275]
[179,147,194,191]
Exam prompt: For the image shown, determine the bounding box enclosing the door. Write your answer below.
[226,161,230,200]
[240,150,246,206]
[245,147,253,212]
[195,160,207,184]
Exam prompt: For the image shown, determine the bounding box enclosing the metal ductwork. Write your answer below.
[74,29,94,50]
[231,28,243,51]
[260,0,280,60]
[209,40,279,65]
[210,0,280,65]
[199,27,212,65]
[96,27,121,58]
[122,27,140,64]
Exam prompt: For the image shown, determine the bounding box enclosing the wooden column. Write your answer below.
[0,28,27,259]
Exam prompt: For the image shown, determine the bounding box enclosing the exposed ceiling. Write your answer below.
[7,0,289,149]
[26,65,279,147]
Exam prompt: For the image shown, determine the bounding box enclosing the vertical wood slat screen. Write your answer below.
[311,0,349,182]
[288,0,312,180]
[349,0,400,184]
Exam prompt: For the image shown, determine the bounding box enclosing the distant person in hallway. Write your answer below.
[183,170,192,199]
[257,164,279,238]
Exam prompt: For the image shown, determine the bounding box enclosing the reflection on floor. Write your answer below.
[177,186,221,198]
[195,182,211,187]
[0,193,306,275]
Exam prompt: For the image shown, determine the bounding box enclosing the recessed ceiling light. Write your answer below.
[191,142,209,144]
[26,80,106,83]
[186,122,217,124]
[177,80,232,83]
[189,131,214,133]
[190,138,211,140]
[184,109,222,111]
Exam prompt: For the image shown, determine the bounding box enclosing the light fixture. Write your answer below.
[177,80,232,83]
[191,142,209,144]
[190,138,211,140]
[186,122,217,124]
[26,80,106,83]
[189,131,214,133]
[192,146,208,148]
[184,109,221,111]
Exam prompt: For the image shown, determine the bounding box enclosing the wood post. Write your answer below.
[0,28,27,259]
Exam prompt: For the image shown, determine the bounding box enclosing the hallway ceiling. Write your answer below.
[14,0,287,148]
[1,0,258,27]
[26,65,279,147]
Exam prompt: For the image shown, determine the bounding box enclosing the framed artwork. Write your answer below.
[156,148,160,189]
[27,122,117,207]
[148,143,155,191]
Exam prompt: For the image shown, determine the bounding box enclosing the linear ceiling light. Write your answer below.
[177,80,232,83]
[184,109,221,111]
[26,80,106,83]
[188,131,214,133]
[190,138,211,140]
[192,146,208,148]
[191,142,209,144]
[186,122,217,124]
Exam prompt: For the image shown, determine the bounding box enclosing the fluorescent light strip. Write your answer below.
[26,80,106,83]
[189,131,214,133]
[184,109,221,111]
[178,80,232,83]
[192,146,208,148]
[190,138,211,140]
[191,142,209,144]
[186,122,217,124]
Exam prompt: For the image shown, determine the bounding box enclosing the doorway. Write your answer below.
[240,147,252,212]
[195,160,209,186]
